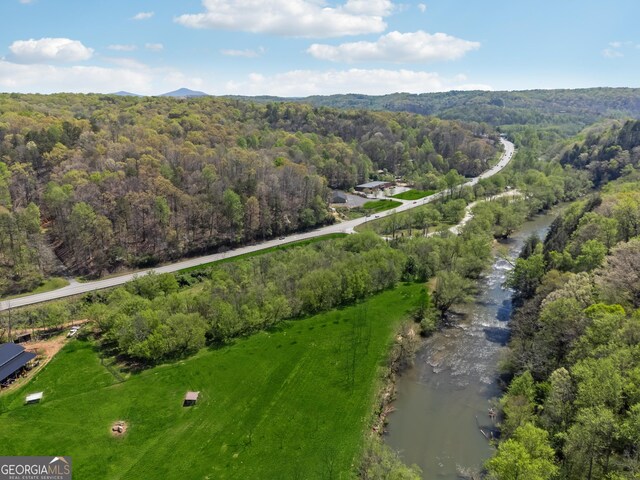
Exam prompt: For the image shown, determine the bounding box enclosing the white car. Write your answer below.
[67,326,80,338]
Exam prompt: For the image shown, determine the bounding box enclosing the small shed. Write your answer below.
[183,391,199,407]
[331,190,348,204]
[14,333,31,344]
[25,391,43,404]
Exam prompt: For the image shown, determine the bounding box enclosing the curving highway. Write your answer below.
[0,138,515,312]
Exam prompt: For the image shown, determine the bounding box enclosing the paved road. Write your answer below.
[0,138,515,312]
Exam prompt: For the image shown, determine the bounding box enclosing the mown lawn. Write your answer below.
[391,189,437,200]
[0,283,423,480]
[361,199,402,213]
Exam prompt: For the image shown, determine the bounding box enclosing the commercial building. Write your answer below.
[354,181,395,192]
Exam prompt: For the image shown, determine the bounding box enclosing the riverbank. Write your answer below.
[370,322,421,436]
[361,320,424,479]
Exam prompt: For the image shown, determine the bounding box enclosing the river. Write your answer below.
[384,211,558,479]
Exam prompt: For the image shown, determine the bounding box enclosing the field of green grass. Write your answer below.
[391,189,437,200]
[0,283,423,480]
[179,233,348,273]
[360,199,402,213]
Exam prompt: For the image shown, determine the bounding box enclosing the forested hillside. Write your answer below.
[560,119,640,185]
[0,94,497,294]
[234,87,640,135]
[487,123,640,479]
[4,157,586,363]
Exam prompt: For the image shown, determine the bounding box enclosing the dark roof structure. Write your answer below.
[0,343,36,383]
[355,181,395,191]
[331,190,348,203]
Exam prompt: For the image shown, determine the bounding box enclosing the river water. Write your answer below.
[385,212,558,479]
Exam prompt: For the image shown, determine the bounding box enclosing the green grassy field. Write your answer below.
[361,199,402,213]
[0,283,423,480]
[391,189,437,200]
[179,233,348,273]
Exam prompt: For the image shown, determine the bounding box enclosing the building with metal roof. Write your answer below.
[354,181,395,192]
[0,343,36,386]
[25,391,43,404]
[183,391,200,406]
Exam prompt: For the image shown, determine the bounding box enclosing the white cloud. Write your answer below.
[108,44,137,52]
[308,31,480,63]
[342,0,394,16]
[105,57,148,70]
[0,59,490,97]
[0,60,151,93]
[603,40,639,58]
[9,38,94,64]
[175,0,393,37]
[145,43,164,51]
[221,47,265,58]
[609,41,633,48]
[223,68,491,96]
[0,59,203,95]
[418,3,427,13]
[19,0,35,4]
[602,48,623,58]
[132,11,154,20]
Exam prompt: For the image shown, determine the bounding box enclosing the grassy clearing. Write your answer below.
[179,233,348,273]
[391,189,437,200]
[4,277,70,300]
[0,283,423,480]
[355,208,453,235]
[360,199,402,213]
[332,200,401,221]
[336,208,366,220]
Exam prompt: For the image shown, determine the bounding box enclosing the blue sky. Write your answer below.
[0,0,638,96]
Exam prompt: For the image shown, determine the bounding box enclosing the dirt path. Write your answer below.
[8,319,89,338]
[436,189,522,236]
[27,335,69,361]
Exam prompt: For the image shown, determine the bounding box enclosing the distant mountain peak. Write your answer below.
[111,91,143,97]
[159,88,209,98]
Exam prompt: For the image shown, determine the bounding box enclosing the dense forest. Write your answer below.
[487,123,640,479]
[231,87,640,135]
[560,119,640,185]
[0,93,498,294]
